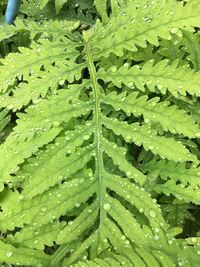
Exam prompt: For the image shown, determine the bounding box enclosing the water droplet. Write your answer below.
[41,207,47,212]
[111,66,117,73]
[18,194,24,200]
[83,135,90,140]
[53,121,60,127]
[6,251,13,257]
[149,209,156,218]
[7,104,13,109]
[170,28,178,34]
[59,80,65,86]
[126,171,131,177]
[123,63,129,68]
[144,118,150,123]
[128,81,134,88]
[103,203,111,211]
[75,203,80,208]
[121,235,126,240]
[168,239,173,245]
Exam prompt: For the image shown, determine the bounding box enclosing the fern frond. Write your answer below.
[142,158,200,187]
[98,60,200,96]
[23,19,80,40]
[182,30,200,71]
[0,240,50,266]
[0,22,20,42]
[0,109,10,133]
[40,0,70,13]
[8,220,66,250]
[16,123,95,198]
[102,115,196,162]
[57,202,98,245]
[0,34,84,110]
[0,175,96,230]
[159,36,184,62]
[0,89,92,184]
[0,61,85,110]
[103,91,200,137]
[0,37,81,100]
[101,137,146,184]
[94,0,108,23]
[39,0,95,23]
[90,0,200,58]
[155,181,200,204]
[141,158,200,204]
[1,2,200,266]
[174,97,200,124]
[162,202,194,228]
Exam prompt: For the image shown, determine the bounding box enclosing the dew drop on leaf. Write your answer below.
[126,171,131,177]
[53,121,60,127]
[6,251,13,257]
[149,209,156,218]
[41,207,47,212]
[103,203,111,211]
[83,135,90,140]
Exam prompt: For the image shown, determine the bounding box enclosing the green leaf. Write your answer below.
[98,60,200,96]
[103,91,200,137]
[90,0,200,58]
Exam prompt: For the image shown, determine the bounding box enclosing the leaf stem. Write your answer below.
[85,43,104,235]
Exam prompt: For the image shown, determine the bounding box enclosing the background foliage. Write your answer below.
[0,0,200,266]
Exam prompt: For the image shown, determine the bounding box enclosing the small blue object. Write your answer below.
[5,0,21,24]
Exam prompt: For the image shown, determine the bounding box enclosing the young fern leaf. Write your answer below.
[90,0,200,58]
[94,0,108,23]
[7,220,67,250]
[98,60,200,96]
[0,21,20,42]
[141,158,200,204]
[0,88,88,182]
[0,240,49,266]
[103,91,200,138]
[155,180,200,204]
[0,1,200,266]
[102,115,196,162]
[0,38,83,110]
[142,158,200,187]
